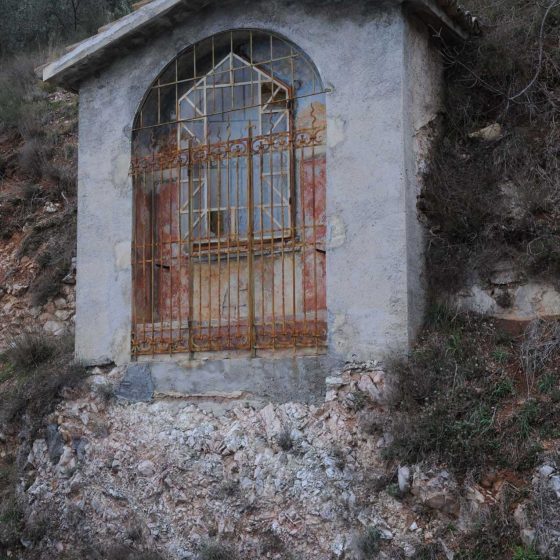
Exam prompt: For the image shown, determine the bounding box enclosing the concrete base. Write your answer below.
[146,355,333,404]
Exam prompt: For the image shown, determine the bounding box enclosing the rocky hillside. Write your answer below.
[2,339,560,559]
[0,65,78,348]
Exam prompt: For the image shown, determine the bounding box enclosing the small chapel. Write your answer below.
[43,0,477,400]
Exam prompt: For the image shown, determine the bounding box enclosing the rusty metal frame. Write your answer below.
[131,30,327,357]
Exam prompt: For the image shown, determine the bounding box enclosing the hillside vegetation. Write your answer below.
[423,0,560,294]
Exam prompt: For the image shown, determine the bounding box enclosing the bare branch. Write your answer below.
[509,0,560,100]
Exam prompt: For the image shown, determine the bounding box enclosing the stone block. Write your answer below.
[115,363,154,402]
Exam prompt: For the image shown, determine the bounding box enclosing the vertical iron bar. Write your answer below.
[150,168,156,355]
[226,142,232,348]
[270,134,276,349]
[188,140,195,356]
[311,142,318,348]
[206,151,212,350]
[300,146,308,339]
[217,152,222,346]
[159,163,165,351]
[259,146,265,347]
[247,125,256,355]
[169,169,174,353]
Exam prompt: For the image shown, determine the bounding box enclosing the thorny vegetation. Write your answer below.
[0,53,78,305]
[0,333,87,555]
[422,0,560,295]
[0,6,134,558]
[399,2,560,555]
[0,0,133,56]
[386,306,560,559]
[386,308,560,475]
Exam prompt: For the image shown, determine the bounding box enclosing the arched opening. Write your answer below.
[131,30,327,356]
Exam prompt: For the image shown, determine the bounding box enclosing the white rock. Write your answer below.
[411,468,460,516]
[54,298,68,309]
[29,306,41,318]
[550,475,560,499]
[43,320,66,336]
[325,376,345,388]
[468,123,503,141]
[55,309,74,321]
[138,460,156,477]
[398,465,411,494]
[539,465,555,478]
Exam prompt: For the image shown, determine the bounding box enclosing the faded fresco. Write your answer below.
[131,31,327,355]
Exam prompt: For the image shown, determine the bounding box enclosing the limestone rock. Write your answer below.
[468,123,503,142]
[46,424,65,465]
[54,298,68,309]
[138,460,155,477]
[19,364,465,559]
[43,320,66,336]
[55,309,74,321]
[411,468,460,516]
[454,281,560,322]
[398,466,411,495]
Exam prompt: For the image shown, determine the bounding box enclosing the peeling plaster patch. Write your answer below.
[112,327,130,366]
[328,215,346,249]
[114,241,131,270]
[327,115,346,148]
[111,153,132,193]
[329,312,357,357]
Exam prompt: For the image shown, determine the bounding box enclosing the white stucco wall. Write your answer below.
[75,0,441,368]
[403,15,445,344]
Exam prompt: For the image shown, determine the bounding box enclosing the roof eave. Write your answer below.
[42,0,192,89]
[43,0,475,91]
[404,0,471,41]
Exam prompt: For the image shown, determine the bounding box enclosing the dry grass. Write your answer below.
[385,309,560,476]
[0,333,87,431]
[198,542,239,560]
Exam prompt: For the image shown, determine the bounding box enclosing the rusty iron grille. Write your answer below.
[131,30,327,356]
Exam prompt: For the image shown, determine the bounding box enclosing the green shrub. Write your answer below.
[355,526,382,559]
[385,311,560,475]
[0,334,87,431]
[4,331,55,369]
[513,546,541,560]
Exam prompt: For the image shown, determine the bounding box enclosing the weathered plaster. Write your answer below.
[402,15,445,344]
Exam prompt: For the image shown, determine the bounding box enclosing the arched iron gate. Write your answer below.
[130,30,327,356]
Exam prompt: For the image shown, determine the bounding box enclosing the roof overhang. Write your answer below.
[42,0,478,92]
